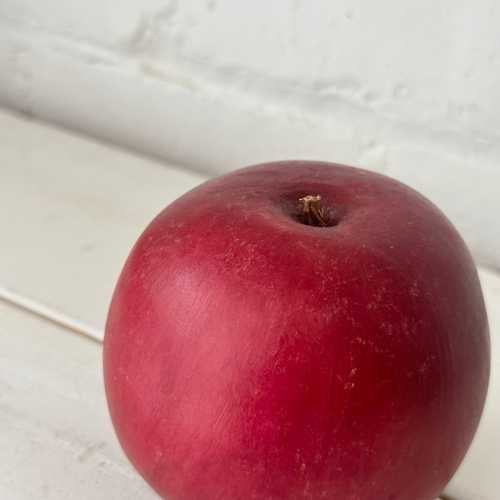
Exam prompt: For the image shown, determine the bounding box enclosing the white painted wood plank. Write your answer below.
[0,108,208,340]
[442,267,500,500]
[0,298,158,499]
[0,107,498,500]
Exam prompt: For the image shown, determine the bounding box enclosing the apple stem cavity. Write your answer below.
[299,195,325,227]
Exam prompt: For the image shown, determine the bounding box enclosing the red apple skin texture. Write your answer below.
[104,161,489,500]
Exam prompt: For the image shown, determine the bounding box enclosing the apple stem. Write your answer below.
[299,195,325,227]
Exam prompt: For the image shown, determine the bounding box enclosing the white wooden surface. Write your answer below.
[0,299,157,500]
[0,109,208,340]
[0,107,498,499]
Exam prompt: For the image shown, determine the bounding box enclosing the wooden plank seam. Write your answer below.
[0,285,103,342]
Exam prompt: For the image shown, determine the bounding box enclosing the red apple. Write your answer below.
[104,161,489,500]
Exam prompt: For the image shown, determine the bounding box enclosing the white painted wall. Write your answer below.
[0,0,499,269]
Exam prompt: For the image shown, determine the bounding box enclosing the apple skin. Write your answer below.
[104,161,489,500]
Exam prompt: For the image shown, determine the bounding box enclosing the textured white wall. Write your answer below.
[1,0,499,269]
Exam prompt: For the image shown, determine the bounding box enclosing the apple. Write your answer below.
[104,161,489,500]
